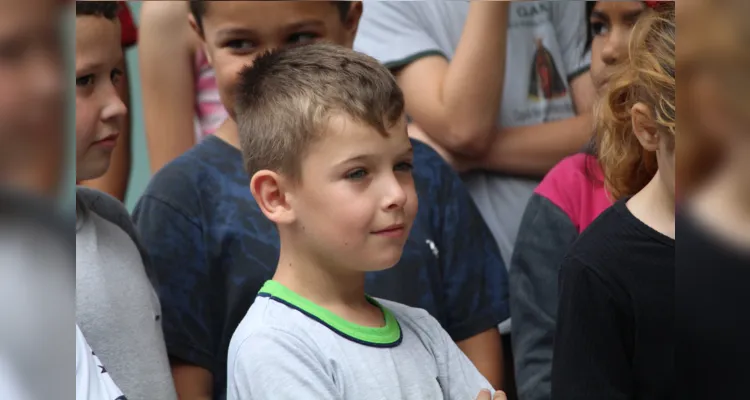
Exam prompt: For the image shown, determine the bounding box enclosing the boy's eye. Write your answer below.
[111,68,123,85]
[76,74,94,87]
[226,39,255,51]
[394,161,414,172]
[345,168,368,180]
[591,21,609,36]
[288,32,319,45]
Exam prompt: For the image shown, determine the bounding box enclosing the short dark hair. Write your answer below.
[189,1,352,32]
[235,43,405,181]
[76,1,120,20]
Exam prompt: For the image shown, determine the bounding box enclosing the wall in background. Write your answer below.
[123,1,151,211]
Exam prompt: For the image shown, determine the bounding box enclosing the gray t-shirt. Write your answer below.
[228,280,494,400]
[354,1,590,269]
[76,189,177,400]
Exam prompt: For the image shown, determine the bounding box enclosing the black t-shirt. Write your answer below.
[551,198,675,400]
[676,212,750,399]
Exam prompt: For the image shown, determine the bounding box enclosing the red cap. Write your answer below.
[644,1,668,10]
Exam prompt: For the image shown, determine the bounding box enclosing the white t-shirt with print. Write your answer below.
[354,1,590,275]
[76,325,126,400]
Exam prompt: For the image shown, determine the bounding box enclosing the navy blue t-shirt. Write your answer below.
[132,136,509,399]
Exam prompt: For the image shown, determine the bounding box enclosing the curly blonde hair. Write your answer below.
[677,0,750,194]
[595,5,675,200]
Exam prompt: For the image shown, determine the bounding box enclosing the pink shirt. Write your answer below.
[194,49,228,141]
[535,153,611,233]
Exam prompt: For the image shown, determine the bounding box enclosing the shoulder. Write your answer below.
[231,297,324,360]
[139,139,225,206]
[534,154,610,232]
[377,299,442,336]
[77,187,132,231]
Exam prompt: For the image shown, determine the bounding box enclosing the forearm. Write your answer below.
[457,328,505,390]
[477,114,593,177]
[171,360,213,400]
[440,2,509,152]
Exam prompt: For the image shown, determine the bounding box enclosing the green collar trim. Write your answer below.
[258,280,402,347]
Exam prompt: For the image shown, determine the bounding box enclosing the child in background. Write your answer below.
[79,1,136,201]
[509,2,654,399]
[0,0,64,196]
[676,0,750,397]
[551,5,675,398]
[227,42,502,400]
[74,3,176,399]
[138,0,229,173]
[133,2,508,398]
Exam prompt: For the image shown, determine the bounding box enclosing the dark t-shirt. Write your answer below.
[551,198,675,400]
[132,136,509,399]
[676,212,750,399]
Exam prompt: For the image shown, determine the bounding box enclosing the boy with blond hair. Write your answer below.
[228,42,502,400]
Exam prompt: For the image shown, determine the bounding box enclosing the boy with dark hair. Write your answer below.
[133,1,509,398]
[227,42,501,400]
[80,1,137,201]
[75,2,177,399]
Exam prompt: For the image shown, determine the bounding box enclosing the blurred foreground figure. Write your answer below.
[0,0,70,398]
[676,0,750,398]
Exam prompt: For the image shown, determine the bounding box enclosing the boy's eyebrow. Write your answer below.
[216,20,325,39]
[75,61,104,74]
[337,146,414,166]
[282,19,326,32]
[215,27,258,39]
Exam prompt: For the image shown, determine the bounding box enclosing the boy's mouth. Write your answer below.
[371,224,406,237]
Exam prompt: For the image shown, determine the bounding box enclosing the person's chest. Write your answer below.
[320,329,446,399]
[422,1,577,129]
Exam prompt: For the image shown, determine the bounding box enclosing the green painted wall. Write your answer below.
[123,1,150,211]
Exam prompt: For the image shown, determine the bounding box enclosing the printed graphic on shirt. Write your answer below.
[528,38,568,101]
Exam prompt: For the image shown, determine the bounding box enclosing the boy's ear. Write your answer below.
[250,170,296,225]
[188,14,212,66]
[343,2,363,45]
[631,102,660,152]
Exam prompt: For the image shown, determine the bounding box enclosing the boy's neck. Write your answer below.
[273,241,370,310]
[627,169,676,239]
[214,119,241,149]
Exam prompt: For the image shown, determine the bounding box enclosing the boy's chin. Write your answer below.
[75,158,112,183]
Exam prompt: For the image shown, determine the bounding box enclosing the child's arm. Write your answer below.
[138,1,197,173]
[132,187,216,399]
[393,1,510,157]
[424,313,498,399]
[509,193,579,400]
[415,140,509,388]
[228,329,341,400]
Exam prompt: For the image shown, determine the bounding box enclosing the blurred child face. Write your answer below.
[0,0,63,184]
[195,1,361,119]
[590,1,646,92]
[287,116,417,273]
[75,14,127,182]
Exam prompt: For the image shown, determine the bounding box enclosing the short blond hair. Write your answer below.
[595,6,675,200]
[235,43,405,181]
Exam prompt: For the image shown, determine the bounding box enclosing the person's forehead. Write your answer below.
[204,0,338,24]
[75,16,121,69]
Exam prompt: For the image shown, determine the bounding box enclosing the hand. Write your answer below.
[407,124,476,173]
[476,389,507,400]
